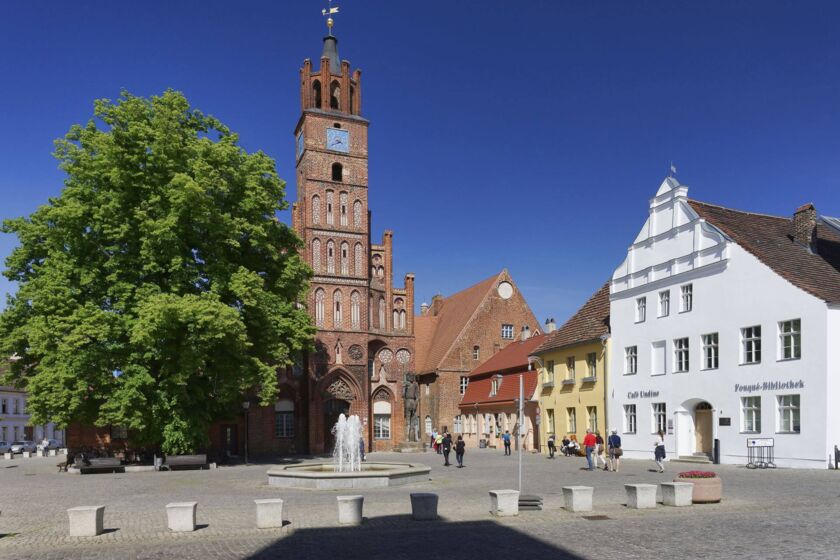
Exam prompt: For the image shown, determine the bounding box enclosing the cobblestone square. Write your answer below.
[0,449,838,559]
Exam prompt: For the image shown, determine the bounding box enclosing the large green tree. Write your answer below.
[0,90,314,453]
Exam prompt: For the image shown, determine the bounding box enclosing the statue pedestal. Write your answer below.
[393,442,426,453]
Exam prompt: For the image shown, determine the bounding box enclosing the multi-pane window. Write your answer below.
[110,425,128,440]
[501,324,514,339]
[454,415,463,433]
[777,395,800,433]
[779,319,801,360]
[339,192,348,226]
[546,360,555,383]
[674,338,689,372]
[680,284,693,312]
[586,353,597,378]
[490,378,499,396]
[742,326,762,364]
[586,406,598,432]
[460,376,469,395]
[741,397,761,433]
[566,356,576,380]
[566,407,577,433]
[373,414,391,439]
[473,346,480,360]
[702,333,719,369]
[658,290,670,317]
[636,297,647,322]
[625,346,637,375]
[652,402,667,433]
[623,404,637,434]
[546,409,555,434]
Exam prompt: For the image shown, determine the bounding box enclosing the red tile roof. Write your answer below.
[469,333,548,377]
[414,273,500,374]
[689,200,840,304]
[534,283,610,354]
[460,369,539,407]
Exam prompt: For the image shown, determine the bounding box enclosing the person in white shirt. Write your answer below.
[653,430,666,473]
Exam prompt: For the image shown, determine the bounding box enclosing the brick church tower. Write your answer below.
[291,30,416,453]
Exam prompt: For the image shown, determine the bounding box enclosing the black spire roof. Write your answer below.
[321,35,341,75]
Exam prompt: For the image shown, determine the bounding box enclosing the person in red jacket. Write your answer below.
[582,429,597,471]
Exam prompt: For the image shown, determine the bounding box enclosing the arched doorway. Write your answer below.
[324,398,351,454]
[695,402,714,455]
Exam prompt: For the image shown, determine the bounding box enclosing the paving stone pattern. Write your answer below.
[0,450,838,559]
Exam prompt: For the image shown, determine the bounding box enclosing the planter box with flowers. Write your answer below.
[675,471,722,503]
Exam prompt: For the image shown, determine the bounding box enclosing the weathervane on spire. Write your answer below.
[669,161,677,178]
[322,0,340,36]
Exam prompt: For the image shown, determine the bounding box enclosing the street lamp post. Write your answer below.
[242,400,251,465]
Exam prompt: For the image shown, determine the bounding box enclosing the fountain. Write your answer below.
[266,413,430,489]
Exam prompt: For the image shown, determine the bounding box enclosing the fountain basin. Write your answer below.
[267,462,431,490]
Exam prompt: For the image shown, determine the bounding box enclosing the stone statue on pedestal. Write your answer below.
[403,373,420,442]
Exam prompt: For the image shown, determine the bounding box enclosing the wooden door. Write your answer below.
[695,409,713,454]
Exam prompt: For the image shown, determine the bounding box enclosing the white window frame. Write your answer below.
[490,378,498,397]
[566,356,576,381]
[546,409,555,434]
[566,407,576,433]
[373,414,391,439]
[674,337,689,373]
[741,396,761,434]
[680,284,693,313]
[546,360,555,383]
[625,346,637,375]
[777,394,800,433]
[623,404,637,434]
[460,376,469,396]
[586,352,597,378]
[741,326,762,364]
[651,340,666,376]
[658,290,670,317]
[472,346,480,360]
[702,333,719,370]
[636,297,647,323]
[652,402,666,434]
[501,324,514,339]
[586,406,597,432]
[778,319,801,360]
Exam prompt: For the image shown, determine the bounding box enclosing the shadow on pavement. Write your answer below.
[246,516,585,560]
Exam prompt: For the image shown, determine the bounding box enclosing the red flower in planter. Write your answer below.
[677,470,718,478]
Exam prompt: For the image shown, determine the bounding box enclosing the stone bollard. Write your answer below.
[410,493,439,521]
[22,451,31,458]
[562,486,594,512]
[625,484,657,509]
[337,495,364,525]
[67,505,105,537]
[489,490,519,517]
[61,448,68,455]
[255,499,284,529]
[49,449,58,457]
[3,452,12,460]
[166,502,198,532]
[661,482,693,507]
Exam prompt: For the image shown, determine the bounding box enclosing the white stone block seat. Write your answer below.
[410,493,439,521]
[489,490,519,517]
[67,505,105,537]
[562,486,594,512]
[661,482,694,507]
[255,499,284,529]
[337,495,364,525]
[166,502,198,532]
[625,484,657,509]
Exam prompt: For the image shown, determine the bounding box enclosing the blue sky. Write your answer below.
[2,1,839,325]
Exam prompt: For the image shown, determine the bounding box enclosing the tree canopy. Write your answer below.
[0,90,314,453]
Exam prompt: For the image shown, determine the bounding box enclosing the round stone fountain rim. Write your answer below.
[266,462,431,489]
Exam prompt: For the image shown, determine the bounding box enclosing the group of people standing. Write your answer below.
[430,429,466,468]
[546,429,667,473]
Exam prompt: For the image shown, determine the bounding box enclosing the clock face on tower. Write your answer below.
[326,128,349,153]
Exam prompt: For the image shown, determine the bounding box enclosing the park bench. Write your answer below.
[164,454,208,471]
[70,457,123,474]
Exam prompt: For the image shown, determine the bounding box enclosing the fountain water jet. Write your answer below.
[331,413,362,472]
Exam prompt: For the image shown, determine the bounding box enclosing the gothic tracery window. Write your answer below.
[339,192,348,226]
[315,288,325,326]
[326,190,334,225]
[379,297,386,330]
[350,291,360,329]
[340,241,349,275]
[312,194,321,224]
[327,240,335,273]
[333,289,343,329]
[312,238,321,272]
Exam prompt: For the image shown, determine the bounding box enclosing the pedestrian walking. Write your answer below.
[607,429,622,472]
[442,432,453,466]
[502,430,512,456]
[582,429,597,471]
[455,435,466,468]
[430,430,437,452]
[654,430,666,473]
[547,433,556,458]
[435,432,444,455]
[594,431,608,470]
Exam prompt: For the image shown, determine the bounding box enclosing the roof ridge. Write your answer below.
[688,199,791,222]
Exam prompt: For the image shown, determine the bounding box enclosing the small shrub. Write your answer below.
[677,470,718,479]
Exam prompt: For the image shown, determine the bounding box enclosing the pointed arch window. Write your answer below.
[313,80,322,109]
[332,163,343,182]
[353,200,362,228]
[312,194,321,224]
[350,84,355,114]
[350,291,361,329]
[393,309,399,329]
[326,190,334,225]
[354,243,363,276]
[333,289,343,329]
[326,240,335,273]
[330,80,341,110]
[340,241,349,275]
[339,192,348,226]
[312,239,321,272]
[379,297,386,330]
[399,310,406,330]
[315,288,325,326]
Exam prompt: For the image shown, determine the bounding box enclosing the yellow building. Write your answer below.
[533,283,610,453]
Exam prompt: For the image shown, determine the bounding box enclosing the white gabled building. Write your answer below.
[608,177,840,469]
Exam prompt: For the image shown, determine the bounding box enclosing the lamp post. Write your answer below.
[242,400,251,465]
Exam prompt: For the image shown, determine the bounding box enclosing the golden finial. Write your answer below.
[322,1,340,36]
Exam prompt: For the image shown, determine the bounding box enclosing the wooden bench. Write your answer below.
[164,454,208,471]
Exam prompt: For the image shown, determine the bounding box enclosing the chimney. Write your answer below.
[793,203,817,253]
[545,317,556,333]
[420,302,429,316]
[521,325,530,341]
[430,294,444,316]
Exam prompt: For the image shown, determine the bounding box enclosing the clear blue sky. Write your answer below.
[2,1,840,325]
